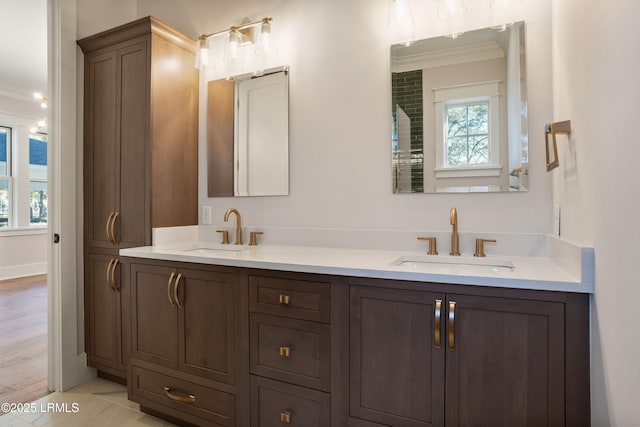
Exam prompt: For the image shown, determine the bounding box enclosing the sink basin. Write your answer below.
[172,243,247,256]
[391,255,514,272]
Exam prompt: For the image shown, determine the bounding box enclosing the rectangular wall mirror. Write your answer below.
[391,23,528,193]
[208,66,289,197]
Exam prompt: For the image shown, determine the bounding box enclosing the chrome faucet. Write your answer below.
[223,208,243,245]
[450,207,460,256]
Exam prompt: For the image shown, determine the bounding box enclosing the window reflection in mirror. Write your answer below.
[391,23,528,193]
[208,66,289,197]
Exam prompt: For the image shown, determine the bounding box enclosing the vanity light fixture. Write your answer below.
[196,17,275,69]
[437,0,467,20]
[388,0,415,45]
[33,92,48,109]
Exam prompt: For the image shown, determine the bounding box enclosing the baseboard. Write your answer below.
[0,262,47,281]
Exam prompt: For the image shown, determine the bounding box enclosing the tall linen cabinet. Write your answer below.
[78,16,199,380]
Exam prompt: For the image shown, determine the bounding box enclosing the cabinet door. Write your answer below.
[85,252,121,371]
[445,294,565,427]
[130,263,178,369]
[84,51,118,249]
[350,286,445,427]
[177,268,236,385]
[116,41,149,248]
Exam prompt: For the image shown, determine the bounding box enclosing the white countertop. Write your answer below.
[120,243,594,294]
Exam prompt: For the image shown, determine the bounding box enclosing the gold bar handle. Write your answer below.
[216,230,230,244]
[105,212,115,245]
[249,231,264,246]
[110,212,119,246]
[163,386,196,403]
[434,299,442,349]
[279,346,291,358]
[174,273,183,308]
[106,258,116,291]
[280,411,292,423]
[474,239,496,257]
[279,294,291,306]
[110,259,120,292]
[417,236,438,255]
[167,272,176,307]
[448,301,456,352]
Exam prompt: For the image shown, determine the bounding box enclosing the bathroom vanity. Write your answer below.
[118,243,591,427]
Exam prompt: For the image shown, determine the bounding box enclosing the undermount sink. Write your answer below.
[172,243,247,255]
[391,255,514,272]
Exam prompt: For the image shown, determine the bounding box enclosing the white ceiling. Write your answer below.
[0,0,48,96]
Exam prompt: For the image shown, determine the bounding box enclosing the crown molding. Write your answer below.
[391,41,505,73]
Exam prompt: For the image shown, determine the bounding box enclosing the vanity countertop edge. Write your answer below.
[120,243,594,294]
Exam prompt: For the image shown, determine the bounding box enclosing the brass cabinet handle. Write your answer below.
[105,212,115,245]
[448,301,456,351]
[106,258,116,291]
[167,272,176,307]
[279,346,291,358]
[174,273,183,308]
[110,212,119,246]
[280,411,292,423]
[110,259,120,292]
[434,299,442,349]
[279,294,291,306]
[163,386,196,403]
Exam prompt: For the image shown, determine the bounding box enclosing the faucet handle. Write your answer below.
[417,236,438,255]
[216,230,230,244]
[249,231,264,246]
[474,239,496,257]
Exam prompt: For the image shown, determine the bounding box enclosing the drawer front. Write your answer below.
[130,365,235,426]
[249,275,330,323]
[250,313,330,391]
[251,376,330,427]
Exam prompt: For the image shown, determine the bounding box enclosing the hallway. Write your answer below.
[0,275,48,408]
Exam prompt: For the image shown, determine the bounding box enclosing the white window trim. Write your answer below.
[433,80,501,178]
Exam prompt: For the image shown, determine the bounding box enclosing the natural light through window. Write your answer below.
[29,134,47,225]
[0,127,11,228]
[445,101,489,167]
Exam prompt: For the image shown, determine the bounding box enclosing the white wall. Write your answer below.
[0,101,48,280]
[131,0,553,239]
[551,0,640,425]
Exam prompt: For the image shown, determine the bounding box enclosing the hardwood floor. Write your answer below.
[0,275,49,407]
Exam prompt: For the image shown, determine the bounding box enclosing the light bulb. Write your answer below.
[226,28,241,61]
[195,37,209,69]
[256,18,276,57]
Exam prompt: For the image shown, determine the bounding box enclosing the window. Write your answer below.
[29,134,47,225]
[0,127,11,228]
[433,81,502,178]
[445,101,489,167]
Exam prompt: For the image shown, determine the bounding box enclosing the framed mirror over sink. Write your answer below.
[391,22,528,193]
[208,66,289,197]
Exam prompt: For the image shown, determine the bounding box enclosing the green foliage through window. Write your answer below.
[445,102,489,166]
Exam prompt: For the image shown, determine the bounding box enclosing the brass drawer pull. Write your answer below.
[279,346,291,358]
[167,272,176,307]
[174,273,183,308]
[448,301,456,351]
[280,411,292,423]
[434,299,442,349]
[279,294,291,305]
[163,386,196,403]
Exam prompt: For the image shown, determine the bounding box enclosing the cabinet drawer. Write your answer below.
[251,376,330,427]
[250,313,330,391]
[249,275,330,323]
[130,365,235,426]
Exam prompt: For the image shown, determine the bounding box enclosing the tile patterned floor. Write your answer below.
[0,378,175,426]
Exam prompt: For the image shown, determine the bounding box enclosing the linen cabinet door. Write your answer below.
[349,285,445,427]
[130,263,179,369]
[83,50,118,249]
[177,267,237,385]
[85,252,122,372]
[444,294,565,427]
[114,41,149,249]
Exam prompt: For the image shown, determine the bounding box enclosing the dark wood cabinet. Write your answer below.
[349,285,445,427]
[127,259,247,426]
[130,262,237,385]
[78,16,199,380]
[346,279,590,427]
